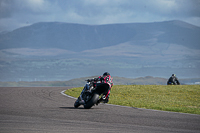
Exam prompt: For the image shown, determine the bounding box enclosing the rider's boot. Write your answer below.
[96,95,106,105]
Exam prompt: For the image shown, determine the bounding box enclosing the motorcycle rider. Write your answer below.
[167,74,180,85]
[79,72,113,104]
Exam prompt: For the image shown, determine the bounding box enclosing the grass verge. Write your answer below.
[65,85,200,114]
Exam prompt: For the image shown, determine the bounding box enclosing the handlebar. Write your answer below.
[85,78,98,82]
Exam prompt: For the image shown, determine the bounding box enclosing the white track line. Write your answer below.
[61,90,199,116]
[61,90,77,99]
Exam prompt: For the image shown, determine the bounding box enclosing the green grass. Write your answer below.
[65,85,200,114]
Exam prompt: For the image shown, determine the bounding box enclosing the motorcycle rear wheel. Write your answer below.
[84,93,99,109]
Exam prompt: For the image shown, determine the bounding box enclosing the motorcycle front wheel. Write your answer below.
[74,97,81,108]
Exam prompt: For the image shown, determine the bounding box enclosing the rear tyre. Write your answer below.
[84,93,99,109]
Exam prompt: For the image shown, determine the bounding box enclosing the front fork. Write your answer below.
[80,82,93,100]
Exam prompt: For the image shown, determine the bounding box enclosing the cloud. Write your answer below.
[0,0,200,31]
[0,0,13,18]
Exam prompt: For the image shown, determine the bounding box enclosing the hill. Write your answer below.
[0,20,200,81]
[1,20,200,51]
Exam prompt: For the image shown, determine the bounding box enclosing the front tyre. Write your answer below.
[74,98,81,108]
[84,93,99,109]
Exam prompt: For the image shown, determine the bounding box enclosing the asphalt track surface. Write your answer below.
[0,87,199,133]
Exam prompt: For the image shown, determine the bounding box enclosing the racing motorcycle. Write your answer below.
[74,79,110,109]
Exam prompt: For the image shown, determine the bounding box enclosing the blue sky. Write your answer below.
[0,0,200,31]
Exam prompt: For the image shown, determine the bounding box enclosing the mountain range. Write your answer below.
[0,20,200,81]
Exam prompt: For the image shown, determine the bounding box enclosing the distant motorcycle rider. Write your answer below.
[80,72,113,104]
[167,74,180,85]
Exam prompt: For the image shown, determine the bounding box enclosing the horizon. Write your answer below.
[3,20,200,33]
